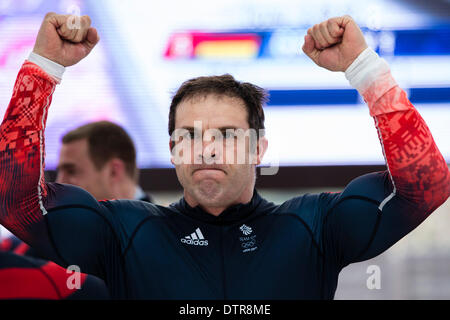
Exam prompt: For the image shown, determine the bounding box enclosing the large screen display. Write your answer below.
[1,0,449,169]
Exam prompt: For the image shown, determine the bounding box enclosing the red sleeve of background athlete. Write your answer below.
[0,61,54,242]
[0,252,88,300]
[366,76,450,217]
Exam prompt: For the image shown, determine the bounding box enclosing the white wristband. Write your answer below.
[28,52,65,83]
[345,47,392,95]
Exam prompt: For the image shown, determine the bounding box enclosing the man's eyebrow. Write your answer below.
[217,126,241,131]
[178,126,242,131]
[178,126,195,131]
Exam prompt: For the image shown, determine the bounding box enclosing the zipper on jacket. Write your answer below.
[220,225,227,299]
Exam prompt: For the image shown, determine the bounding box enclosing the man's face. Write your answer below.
[56,139,111,200]
[171,94,266,209]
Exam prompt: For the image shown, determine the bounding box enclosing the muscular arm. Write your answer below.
[322,48,450,268]
[0,60,115,278]
[303,16,449,268]
[0,13,111,277]
[0,60,55,243]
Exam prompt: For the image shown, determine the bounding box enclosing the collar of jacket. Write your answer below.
[171,189,266,226]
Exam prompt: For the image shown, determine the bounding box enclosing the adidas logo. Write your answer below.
[180,228,208,246]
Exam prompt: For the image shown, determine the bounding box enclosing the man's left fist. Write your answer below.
[302,15,368,72]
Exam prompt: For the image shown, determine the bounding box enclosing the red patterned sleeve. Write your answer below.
[363,67,450,216]
[0,61,56,242]
[0,61,115,276]
[317,50,450,268]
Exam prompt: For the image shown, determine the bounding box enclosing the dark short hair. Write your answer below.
[168,74,268,137]
[62,121,138,181]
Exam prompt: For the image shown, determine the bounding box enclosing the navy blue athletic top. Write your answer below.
[35,172,420,299]
[0,61,449,299]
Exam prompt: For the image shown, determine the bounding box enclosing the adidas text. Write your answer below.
[180,238,208,246]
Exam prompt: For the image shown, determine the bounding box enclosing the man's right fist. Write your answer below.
[33,12,100,67]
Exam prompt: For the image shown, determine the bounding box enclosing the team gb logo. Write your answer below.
[240,224,252,235]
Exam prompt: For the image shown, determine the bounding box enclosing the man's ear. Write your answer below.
[107,158,126,180]
[256,137,268,165]
[169,140,175,166]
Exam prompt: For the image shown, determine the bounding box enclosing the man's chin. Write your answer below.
[193,181,228,205]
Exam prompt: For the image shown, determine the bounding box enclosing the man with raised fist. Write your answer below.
[0,13,448,299]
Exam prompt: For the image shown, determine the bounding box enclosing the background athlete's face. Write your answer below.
[56,138,112,200]
[171,94,267,214]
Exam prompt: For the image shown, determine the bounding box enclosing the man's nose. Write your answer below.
[203,138,217,156]
[193,135,221,163]
[192,139,215,162]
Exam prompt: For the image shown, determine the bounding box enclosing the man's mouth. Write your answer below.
[192,166,226,175]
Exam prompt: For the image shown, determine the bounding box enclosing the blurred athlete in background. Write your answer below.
[1,121,152,258]
[56,121,153,203]
[0,12,448,299]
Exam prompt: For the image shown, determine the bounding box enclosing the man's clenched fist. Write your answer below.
[302,15,368,72]
[33,12,100,67]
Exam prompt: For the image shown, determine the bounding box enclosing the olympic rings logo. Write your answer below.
[241,240,256,248]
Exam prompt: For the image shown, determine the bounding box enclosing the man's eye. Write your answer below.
[182,131,195,139]
[224,131,236,139]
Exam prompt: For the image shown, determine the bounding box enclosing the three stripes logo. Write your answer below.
[180,228,208,246]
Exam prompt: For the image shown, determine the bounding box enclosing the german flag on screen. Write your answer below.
[164,32,262,59]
